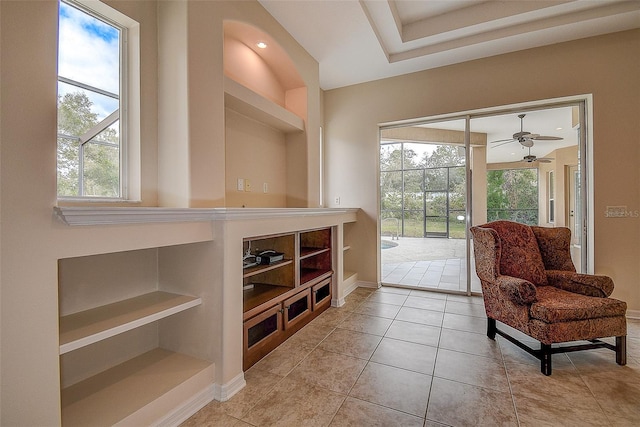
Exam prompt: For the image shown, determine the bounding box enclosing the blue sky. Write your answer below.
[58,1,120,120]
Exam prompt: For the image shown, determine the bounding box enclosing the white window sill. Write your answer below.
[54,206,359,226]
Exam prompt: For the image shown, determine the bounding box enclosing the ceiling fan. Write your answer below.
[490,113,563,148]
[520,146,553,163]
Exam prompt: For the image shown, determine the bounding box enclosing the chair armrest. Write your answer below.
[495,275,537,305]
[546,270,614,297]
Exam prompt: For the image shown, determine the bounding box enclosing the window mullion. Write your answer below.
[79,109,119,145]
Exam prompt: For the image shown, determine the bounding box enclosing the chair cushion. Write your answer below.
[530,286,627,323]
[531,226,576,272]
[480,221,548,286]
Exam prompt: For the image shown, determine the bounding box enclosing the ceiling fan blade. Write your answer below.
[491,140,517,148]
[532,135,563,141]
[490,138,516,144]
[537,157,554,163]
[513,131,533,139]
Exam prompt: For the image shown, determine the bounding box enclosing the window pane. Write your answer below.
[58,1,120,94]
[380,143,402,171]
[57,82,118,130]
[57,136,80,197]
[58,0,123,198]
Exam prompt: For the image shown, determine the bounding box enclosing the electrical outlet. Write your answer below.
[334,196,340,205]
[263,182,268,193]
[237,178,244,191]
[245,179,252,192]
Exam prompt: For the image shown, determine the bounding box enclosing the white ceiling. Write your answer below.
[379,106,578,164]
[259,0,640,91]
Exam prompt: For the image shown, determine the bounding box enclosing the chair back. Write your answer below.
[475,221,548,286]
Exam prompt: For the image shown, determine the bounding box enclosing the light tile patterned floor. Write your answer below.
[183,287,640,427]
[381,237,481,292]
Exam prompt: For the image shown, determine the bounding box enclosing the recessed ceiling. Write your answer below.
[259,0,640,90]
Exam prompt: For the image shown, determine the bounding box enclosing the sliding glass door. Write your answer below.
[380,100,589,295]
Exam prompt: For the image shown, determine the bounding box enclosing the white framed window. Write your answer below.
[547,170,555,223]
[57,0,140,200]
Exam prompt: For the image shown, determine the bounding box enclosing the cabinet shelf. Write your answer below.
[300,268,332,285]
[243,283,293,314]
[59,291,201,355]
[299,247,330,260]
[242,259,293,279]
[61,348,213,427]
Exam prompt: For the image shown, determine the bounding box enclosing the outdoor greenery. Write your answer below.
[57,92,120,197]
[381,143,466,238]
[380,142,540,238]
[486,169,538,224]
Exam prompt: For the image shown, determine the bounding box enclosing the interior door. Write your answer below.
[567,164,582,271]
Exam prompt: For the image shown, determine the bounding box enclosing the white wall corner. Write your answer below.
[212,372,246,402]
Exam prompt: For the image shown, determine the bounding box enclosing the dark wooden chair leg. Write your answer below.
[487,317,496,340]
[616,336,627,366]
[541,344,552,376]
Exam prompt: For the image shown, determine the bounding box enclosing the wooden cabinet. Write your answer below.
[242,228,333,369]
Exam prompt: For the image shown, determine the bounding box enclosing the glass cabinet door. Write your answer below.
[283,288,311,330]
[244,303,283,351]
[312,278,331,311]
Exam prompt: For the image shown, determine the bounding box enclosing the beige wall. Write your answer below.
[225,109,288,207]
[0,0,320,423]
[324,30,640,311]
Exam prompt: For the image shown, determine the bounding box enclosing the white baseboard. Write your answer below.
[354,280,379,289]
[627,309,640,320]
[213,372,246,402]
[154,385,216,427]
[333,280,379,307]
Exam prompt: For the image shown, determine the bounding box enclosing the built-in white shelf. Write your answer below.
[59,291,201,354]
[224,76,304,133]
[61,348,214,426]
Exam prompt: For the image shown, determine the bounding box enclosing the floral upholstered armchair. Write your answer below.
[470,220,627,375]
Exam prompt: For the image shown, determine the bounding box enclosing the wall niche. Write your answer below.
[223,21,308,208]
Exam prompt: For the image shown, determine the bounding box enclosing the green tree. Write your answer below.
[487,169,538,224]
[57,92,119,197]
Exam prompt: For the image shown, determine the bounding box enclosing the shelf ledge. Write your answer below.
[224,76,304,133]
[55,206,358,226]
[59,291,201,354]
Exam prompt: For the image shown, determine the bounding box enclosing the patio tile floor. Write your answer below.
[382,239,482,292]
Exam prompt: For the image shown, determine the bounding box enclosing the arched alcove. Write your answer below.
[223,21,309,208]
[224,20,306,119]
